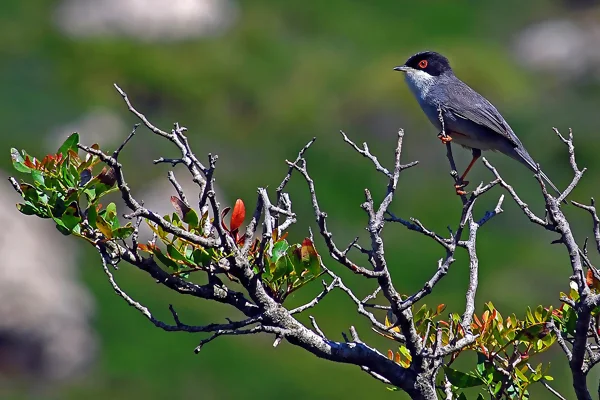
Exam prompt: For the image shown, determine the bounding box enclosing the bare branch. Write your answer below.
[8,176,22,195]
[340,130,392,178]
[275,137,316,231]
[482,158,548,227]
[461,214,479,329]
[572,198,600,255]
[289,158,384,278]
[78,143,220,249]
[290,278,339,315]
[194,325,288,353]
[554,128,586,204]
[309,316,326,339]
[113,123,139,158]
[386,212,451,250]
[167,171,189,206]
[97,244,260,332]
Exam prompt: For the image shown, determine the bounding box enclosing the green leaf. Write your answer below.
[113,224,135,239]
[476,352,487,377]
[104,202,119,228]
[184,208,199,228]
[414,303,428,323]
[153,248,180,271]
[65,162,79,187]
[273,254,293,281]
[516,322,550,341]
[398,345,412,363]
[564,307,578,335]
[16,203,44,217]
[526,307,535,324]
[52,216,71,235]
[167,244,187,263]
[192,248,212,267]
[493,380,502,395]
[444,366,484,388]
[271,240,289,263]
[31,170,45,186]
[514,366,529,383]
[534,305,543,322]
[20,183,39,204]
[96,215,113,239]
[457,393,468,400]
[529,363,547,383]
[299,238,321,275]
[61,202,81,231]
[87,204,98,228]
[58,133,79,156]
[10,148,32,173]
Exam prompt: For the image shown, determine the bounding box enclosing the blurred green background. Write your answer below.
[2,0,600,398]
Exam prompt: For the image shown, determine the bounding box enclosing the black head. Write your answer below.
[394,51,452,76]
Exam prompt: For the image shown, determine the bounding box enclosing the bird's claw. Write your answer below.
[454,181,469,196]
[438,133,452,144]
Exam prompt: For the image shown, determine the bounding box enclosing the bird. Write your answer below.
[394,50,562,197]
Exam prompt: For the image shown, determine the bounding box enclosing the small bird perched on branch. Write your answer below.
[394,51,562,197]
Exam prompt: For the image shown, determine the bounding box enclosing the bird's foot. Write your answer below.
[438,132,452,144]
[455,181,469,196]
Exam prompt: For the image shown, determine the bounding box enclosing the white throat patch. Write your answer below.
[404,69,435,100]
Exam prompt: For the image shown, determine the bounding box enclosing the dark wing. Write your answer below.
[442,81,520,148]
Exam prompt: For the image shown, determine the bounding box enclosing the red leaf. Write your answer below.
[436,304,446,315]
[301,238,318,262]
[230,199,245,232]
[170,196,190,219]
[97,167,117,186]
[137,243,157,253]
[220,207,231,232]
[24,155,36,168]
[586,269,600,290]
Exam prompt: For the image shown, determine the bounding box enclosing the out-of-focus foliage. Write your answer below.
[4,0,600,399]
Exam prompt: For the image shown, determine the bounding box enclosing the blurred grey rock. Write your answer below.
[513,20,587,77]
[0,175,96,382]
[513,16,600,80]
[54,0,238,42]
[48,108,127,152]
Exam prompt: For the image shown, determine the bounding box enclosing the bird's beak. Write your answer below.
[393,65,409,72]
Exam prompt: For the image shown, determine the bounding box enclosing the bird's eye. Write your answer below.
[418,60,428,69]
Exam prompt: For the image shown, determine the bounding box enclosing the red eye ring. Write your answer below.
[418,59,428,69]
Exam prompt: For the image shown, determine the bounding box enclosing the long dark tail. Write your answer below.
[512,147,565,201]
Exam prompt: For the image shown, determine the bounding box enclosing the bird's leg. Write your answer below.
[436,106,451,143]
[455,148,481,195]
[437,131,452,144]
